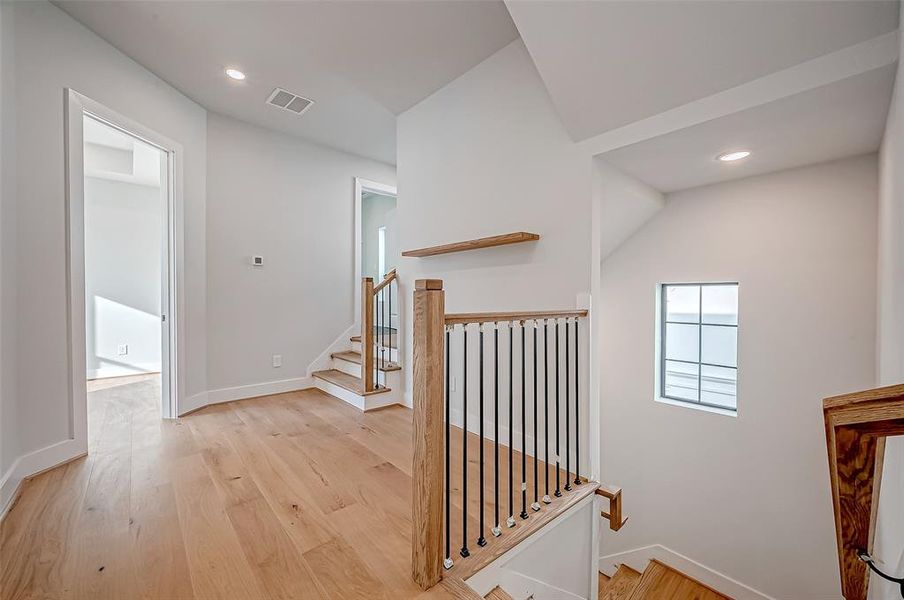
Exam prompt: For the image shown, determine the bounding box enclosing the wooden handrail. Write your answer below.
[824,383,904,600]
[595,484,628,532]
[444,309,588,326]
[373,268,397,294]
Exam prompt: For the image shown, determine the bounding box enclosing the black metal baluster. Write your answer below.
[492,323,501,537]
[565,318,572,492]
[554,319,561,498]
[477,325,487,547]
[444,326,452,569]
[461,326,470,558]
[507,322,515,528]
[574,318,581,486]
[381,287,386,386]
[543,319,551,504]
[520,321,528,520]
[531,321,539,512]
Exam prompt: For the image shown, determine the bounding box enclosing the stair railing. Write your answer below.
[362,268,397,392]
[823,383,904,600]
[411,278,590,589]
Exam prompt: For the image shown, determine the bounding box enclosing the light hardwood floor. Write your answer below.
[1,377,586,599]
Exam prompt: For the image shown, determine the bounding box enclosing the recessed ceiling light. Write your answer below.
[717,150,751,162]
[225,68,246,81]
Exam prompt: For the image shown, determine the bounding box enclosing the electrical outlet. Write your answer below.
[117,344,128,356]
[272,354,282,368]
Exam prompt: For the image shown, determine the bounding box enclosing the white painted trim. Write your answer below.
[65,89,186,434]
[578,31,900,157]
[353,176,397,318]
[178,377,313,415]
[313,377,366,411]
[0,438,86,520]
[87,364,161,380]
[598,544,777,600]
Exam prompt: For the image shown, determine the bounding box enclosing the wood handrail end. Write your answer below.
[415,279,443,290]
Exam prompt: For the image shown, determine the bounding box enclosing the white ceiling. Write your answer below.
[600,64,896,193]
[506,0,899,142]
[56,1,519,164]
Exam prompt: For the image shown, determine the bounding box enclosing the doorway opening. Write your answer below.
[355,178,397,334]
[82,114,169,421]
[66,90,182,457]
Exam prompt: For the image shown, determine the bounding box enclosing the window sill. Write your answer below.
[655,396,737,418]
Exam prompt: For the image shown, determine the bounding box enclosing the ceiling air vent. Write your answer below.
[266,88,314,116]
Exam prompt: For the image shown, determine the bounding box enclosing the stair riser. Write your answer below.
[333,359,361,378]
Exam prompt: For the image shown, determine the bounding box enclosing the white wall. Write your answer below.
[205,113,395,396]
[873,7,904,598]
[0,0,19,481]
[397,38,592,405]
[599,155,879,599]
[84,176,162,378]
[2,1,207,503]
[596,161,664,261]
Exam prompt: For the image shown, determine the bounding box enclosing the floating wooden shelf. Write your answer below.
[402,231,539,258]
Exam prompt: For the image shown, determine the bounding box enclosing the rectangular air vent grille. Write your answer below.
[266,88,314,116]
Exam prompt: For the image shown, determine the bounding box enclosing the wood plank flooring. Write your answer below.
[1,376,587,599]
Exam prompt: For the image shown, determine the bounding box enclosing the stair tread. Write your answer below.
[484,586,513,600]
[602,565,642,600]
[312,369,391,396]
[331,350,401,371]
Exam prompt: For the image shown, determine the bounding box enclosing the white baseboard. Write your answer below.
[1,438,87,521]
[598,544,776,600]
[180,377,313,416]
[87,363,160,380]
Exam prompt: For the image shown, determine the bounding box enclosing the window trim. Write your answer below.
[656,282,739,416]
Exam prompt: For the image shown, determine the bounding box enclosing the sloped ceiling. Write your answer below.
[56,1,519,164]
[506,0,899,142]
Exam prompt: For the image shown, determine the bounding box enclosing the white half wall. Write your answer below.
[2,0,207,505]
[205,113,395,394]
[599,155,879,599]
[873,8,904,599]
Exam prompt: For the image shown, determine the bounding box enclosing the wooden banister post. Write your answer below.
[361,277,375,392]
[412,278,445,590]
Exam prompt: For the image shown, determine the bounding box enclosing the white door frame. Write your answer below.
[353,177,396,318]
[65,89,184,433]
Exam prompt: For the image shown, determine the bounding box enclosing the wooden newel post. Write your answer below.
[361,277,375,392]
[412,279,445,590]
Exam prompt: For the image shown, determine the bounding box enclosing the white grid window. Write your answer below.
[659,283,739,411]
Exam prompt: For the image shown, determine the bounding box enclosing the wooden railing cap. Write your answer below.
[415,279,443,290]
[823,383,904,409]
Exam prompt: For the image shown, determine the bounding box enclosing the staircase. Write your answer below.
[599,561,730,600]
[312,270,403,411]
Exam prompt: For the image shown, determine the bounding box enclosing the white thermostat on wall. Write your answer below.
[251,256,264,266]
